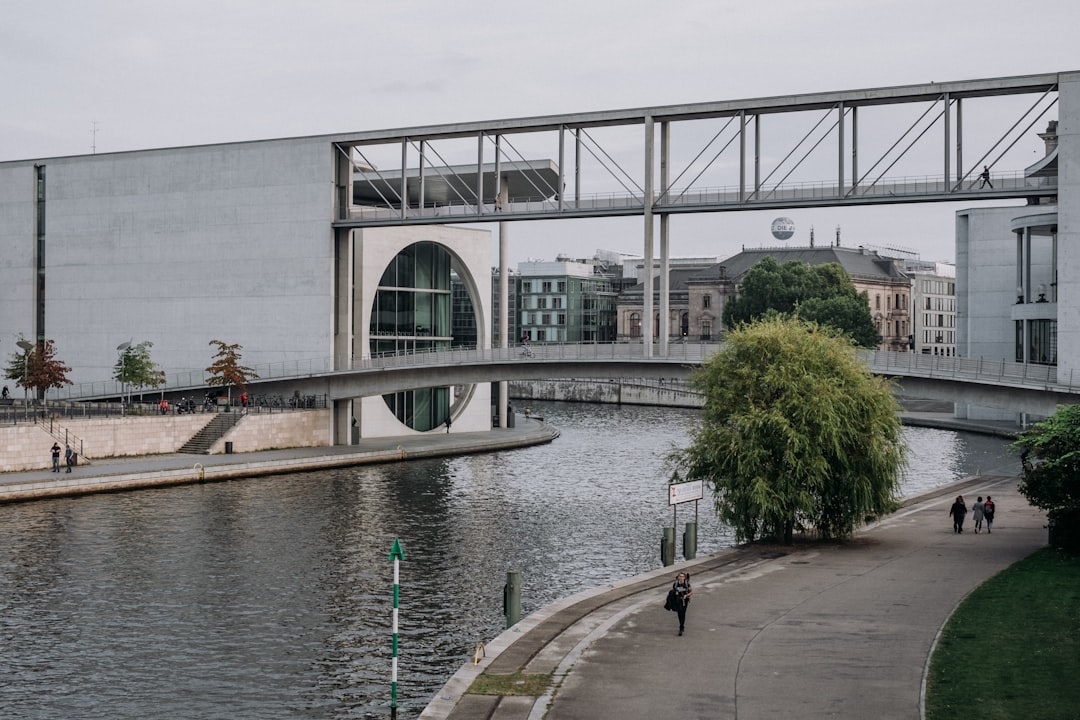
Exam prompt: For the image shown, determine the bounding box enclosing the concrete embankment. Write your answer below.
[0,421,559,504]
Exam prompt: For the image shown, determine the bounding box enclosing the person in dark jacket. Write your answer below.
[949,495,967,533]
[671,572,693,636]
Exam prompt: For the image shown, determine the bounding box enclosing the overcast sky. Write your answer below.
[3,0,1077,267]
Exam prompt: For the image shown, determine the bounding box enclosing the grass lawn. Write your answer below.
[925,547,1080,720]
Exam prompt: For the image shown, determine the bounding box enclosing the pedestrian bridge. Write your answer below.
[58,343,1080,417]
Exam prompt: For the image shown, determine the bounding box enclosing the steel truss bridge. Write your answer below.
[328,71,1066,360]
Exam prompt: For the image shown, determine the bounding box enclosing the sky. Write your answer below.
[3,0,1078,267]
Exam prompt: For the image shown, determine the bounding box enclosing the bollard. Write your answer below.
[504,571,522,628]
[661,527,675,566]
[683,522,697,560]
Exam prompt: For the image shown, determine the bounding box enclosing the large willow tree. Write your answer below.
[669,316,906,544]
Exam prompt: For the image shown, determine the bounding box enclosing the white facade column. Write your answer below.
[1057,73,1080,383]
[498,177,509,428]
[659,121,670,355]
[643,116,655,357]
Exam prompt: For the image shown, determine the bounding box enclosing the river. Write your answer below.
[0,401,1018,718]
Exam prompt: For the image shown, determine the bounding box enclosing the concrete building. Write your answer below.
[957,121,1061,371]
[0,139,494,441]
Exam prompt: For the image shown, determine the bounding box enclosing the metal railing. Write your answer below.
[348,172,1057,222]
[43,342,1080,403]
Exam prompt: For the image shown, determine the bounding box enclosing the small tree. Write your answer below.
[205,340,258,404]
[21,340,73,408]
[668,316,906,544]
[113,341,166,402]
[1013,404,1080,552]
[4,337,30,390]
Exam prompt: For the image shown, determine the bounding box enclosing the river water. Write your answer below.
[0,401,1017,718]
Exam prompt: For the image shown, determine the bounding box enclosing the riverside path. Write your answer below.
[424,474,1047,720]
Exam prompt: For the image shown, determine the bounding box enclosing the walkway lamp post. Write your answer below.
[16,339,32,418]
[117,341,131,416]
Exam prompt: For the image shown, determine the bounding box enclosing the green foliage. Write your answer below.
[4,337,29,386]
[1013,404,1080,550]
[113,341,165,390]
[668,316,906,544]
[722,257,879,347]
[205,339,258,392]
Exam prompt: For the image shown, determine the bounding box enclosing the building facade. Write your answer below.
[0,139,494,442]
[903,260,957,356]
[514,259,618,343]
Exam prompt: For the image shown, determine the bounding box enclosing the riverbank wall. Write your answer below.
[510,379,703,408]
[0,410,332,473]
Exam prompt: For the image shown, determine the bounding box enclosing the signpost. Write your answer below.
[668,480,703,561]
[389,538,404,719]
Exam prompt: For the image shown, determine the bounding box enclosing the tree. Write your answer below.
[722,257,879,348]
[20,339,73,408]
[1013,404,1080,552]
[113,341,166,401]
[668,316,906,544]
[4,337,30,389]
[205,340,258,402]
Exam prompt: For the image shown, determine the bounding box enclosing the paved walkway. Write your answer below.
[422,473,1046,719]
[0,419,559,503]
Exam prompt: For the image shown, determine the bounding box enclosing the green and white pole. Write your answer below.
[389,538,404,719]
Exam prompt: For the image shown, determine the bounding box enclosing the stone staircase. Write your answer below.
[178,412,241,454]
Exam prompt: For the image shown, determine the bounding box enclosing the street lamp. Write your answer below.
[117,341,131,415]
[16,339,32,415]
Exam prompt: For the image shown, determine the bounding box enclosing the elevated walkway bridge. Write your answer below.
[54,345,1080,419]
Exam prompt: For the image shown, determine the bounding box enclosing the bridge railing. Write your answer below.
[349,171,1057,222]
[48,343,1079,402]
[864,350,1073,389]
[352,340,723,370]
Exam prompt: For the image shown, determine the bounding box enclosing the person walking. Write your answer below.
[64,445,74,473]
[671,571,693,636]
[979,165,993,188]
[983,496,996,533]
[949,495,967,533]
[972,496,986,533]
[445,415,451,434]
[50,442,61,472]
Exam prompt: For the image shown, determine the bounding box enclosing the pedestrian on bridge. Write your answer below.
[979,165,993,188]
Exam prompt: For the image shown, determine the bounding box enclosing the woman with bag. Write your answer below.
[669,572,693,636]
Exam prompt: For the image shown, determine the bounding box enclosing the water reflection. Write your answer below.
[0,401,1017,718]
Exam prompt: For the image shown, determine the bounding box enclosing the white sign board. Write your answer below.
[669,480,703,506]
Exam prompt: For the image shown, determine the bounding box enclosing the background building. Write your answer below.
[514,257,618,343]
[903,259,957,356]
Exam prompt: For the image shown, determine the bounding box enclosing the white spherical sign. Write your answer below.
[771,217,795,240]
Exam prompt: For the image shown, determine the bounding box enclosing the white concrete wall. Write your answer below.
[0,411,331,471]
[0,414,212,471]
[0,165,38,354]
[955,206,1024,362]
[214,410,330,453]
[0,138,337,388]
[1058,73,1080,380]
